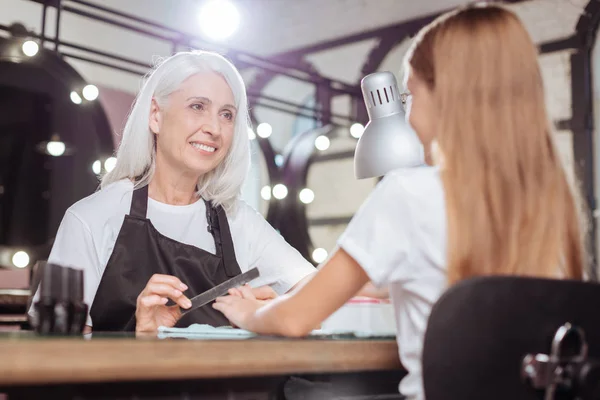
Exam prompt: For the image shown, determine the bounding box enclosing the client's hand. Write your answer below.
[228,284,277,305]
[224,284,274,328]
[213,291,263,331]
[135,274,192,332]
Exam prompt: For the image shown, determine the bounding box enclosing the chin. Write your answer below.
[184,159,219,176]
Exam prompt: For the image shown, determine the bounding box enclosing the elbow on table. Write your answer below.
[279,316,316,338]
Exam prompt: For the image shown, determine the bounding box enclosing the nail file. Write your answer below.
[180,267,260,316]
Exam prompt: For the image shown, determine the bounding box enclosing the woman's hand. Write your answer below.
[135,274,192,332]
[227,284,277,305]
[212,291,263,331]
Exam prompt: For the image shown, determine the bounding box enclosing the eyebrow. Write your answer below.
[186,96,237,112]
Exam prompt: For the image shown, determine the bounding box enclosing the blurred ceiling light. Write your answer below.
[199,0,241,40]
[350,122,365,139]
[314,135,330,151]
[21,40,39,57]
[104,157,117,173]
[260,185,272,201]
[12,250,30,268]
[257,122,272,138]
[92,160,102,175]
[70,91,82,104]
[82,84,99,101]
[46,140,66,157]
[36,134,72,157]
[312,248,328,263]
[248,128,256,140]
[274,154,284,167]
[272,183,288,200]
[299,188,315,204]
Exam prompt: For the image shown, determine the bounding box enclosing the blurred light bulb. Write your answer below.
[315,135,330,151]
[46,141,65,157]
[274,154,284,167]
[92,160,102,174]
[299,188,315,204]
[104,157,117,172]
[82,84,99,101]
[260,185,272,201]
[22,40,39,57]
[257,123,272,138]
[198,0,240,40]
[312,248,328,263]
[272,184,288,200]
[350,123,365,139]
[12,251,30,268]
[248,128,256,140]
[70,91,82,104]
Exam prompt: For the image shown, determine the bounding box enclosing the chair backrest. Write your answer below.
[422,276,600,400]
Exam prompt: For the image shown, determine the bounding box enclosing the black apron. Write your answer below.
[89,184,242,331]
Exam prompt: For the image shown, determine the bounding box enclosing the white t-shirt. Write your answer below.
[337,166,447,400]
[29,179,316,327]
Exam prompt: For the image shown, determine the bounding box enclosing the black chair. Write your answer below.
[422,276,600,400]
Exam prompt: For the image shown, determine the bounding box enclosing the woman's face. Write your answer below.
[405,71,437,150]
[150,71,237,177]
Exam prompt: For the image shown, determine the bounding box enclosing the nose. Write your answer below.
[201,114,221,137]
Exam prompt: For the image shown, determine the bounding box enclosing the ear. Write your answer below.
[149,98,162,135]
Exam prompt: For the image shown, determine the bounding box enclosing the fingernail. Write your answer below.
[185,299,192,308]
[180,283,188,291]
[174,290,182,297]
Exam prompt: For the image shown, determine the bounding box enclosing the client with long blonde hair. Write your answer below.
[213,4,587,400]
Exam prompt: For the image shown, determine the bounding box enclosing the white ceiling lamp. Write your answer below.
[299,188,314,204]
[272,184,288,200]
[92,160,102,175]
[12,250,30,268]
[21,40,39,57]
[350,122,365,139]
[274,154,284,167]
[82,84,99,101]
[312,248,328,263]
[36,134,73,157]
[198,0,241,41]
[70,91,82,105]
[257,122,272,139]
[260,185,272,201]
[104,157,117,173]
[314,135,330,151]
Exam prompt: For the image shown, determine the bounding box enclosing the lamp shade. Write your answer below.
[354,71,424,179]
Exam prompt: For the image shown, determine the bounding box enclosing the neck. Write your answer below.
[148,153,199,205]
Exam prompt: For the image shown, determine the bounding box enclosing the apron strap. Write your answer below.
[130,184,149,219]
[215,205,241,277]
[205,200,222,257]
[206,201,241,277]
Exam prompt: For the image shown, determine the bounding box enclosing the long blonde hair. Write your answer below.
[405,4,586,283]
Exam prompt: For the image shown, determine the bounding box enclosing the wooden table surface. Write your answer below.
[0,333,402,386]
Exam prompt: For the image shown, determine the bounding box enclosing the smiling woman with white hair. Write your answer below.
[29,50,317,333]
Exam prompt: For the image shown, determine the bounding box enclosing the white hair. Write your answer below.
[101,50,251,213]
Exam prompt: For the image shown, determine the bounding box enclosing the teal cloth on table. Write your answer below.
[157,324,395,339]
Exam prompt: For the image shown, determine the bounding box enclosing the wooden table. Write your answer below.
[0,332,404,400]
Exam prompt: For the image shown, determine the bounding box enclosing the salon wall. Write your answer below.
[257,0,583,256]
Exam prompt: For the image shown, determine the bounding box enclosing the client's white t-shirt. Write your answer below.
[338,166,447,400]
[29,179,316,326]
